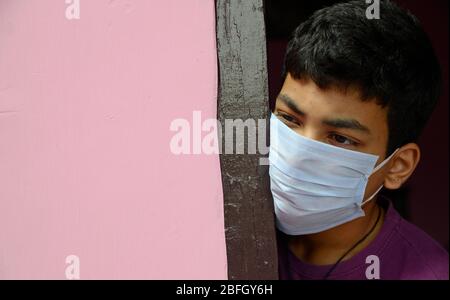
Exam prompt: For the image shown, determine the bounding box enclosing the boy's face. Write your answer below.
[274,73,391,198]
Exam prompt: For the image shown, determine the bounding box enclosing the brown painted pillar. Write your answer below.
[216,0,279,280]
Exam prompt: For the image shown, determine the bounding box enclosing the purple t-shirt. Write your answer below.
[277,199,449,280]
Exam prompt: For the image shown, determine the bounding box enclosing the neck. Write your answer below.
[288,200,385,266]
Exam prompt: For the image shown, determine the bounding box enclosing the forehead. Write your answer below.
[277,75,388,126]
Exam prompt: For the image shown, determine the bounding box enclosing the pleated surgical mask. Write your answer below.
[269,113,398,235]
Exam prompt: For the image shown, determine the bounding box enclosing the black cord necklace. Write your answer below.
[322,206,382,280]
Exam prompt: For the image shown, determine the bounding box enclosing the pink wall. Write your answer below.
[0,0,227,279]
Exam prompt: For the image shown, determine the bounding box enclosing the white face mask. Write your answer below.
[269,113,398,235]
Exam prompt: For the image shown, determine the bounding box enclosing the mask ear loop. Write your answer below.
[361,185,384,206]
[361,148,400,207]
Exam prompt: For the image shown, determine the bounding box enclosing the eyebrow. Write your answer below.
[323,118,371,134]
[277,94,305,116]
[277,93,371,134]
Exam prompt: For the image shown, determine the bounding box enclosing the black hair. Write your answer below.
[282,0,442,155]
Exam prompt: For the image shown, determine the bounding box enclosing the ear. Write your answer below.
[384,143,421,190]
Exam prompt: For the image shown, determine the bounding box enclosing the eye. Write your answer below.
[329,133,358,146]
[278,113,301,126]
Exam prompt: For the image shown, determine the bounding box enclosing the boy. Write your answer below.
[270,0,449,279]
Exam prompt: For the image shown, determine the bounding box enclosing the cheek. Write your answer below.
[358,124,389,158]
[363,167,388,199]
